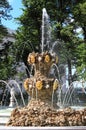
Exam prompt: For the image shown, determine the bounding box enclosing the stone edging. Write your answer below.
[0,126,86,130]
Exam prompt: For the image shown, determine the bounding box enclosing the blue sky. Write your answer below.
[2,0,23,30]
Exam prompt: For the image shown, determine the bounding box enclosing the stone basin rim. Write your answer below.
[0,126,86,130]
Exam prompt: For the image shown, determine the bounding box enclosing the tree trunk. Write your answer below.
[82,26,86,41]
[67,58,72,85]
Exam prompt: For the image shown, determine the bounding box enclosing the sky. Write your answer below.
[2,0,23,30]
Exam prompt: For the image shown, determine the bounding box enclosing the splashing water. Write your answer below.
[62,80,86,108]
[62,83,75,107]
[41,8,51,53]
[51,63,61,83]
[0,80,27,107]
[8,80,25,106]
[0,80,18,107]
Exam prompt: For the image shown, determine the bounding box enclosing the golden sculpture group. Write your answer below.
[24,51,60,105]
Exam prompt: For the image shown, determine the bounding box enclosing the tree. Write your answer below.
[73,1,86,40]
[0,0,12,41]
[0,0,12,23]
[72,1,86,80]
[51,0,86,83]
[0,25,8,42]
[0,0,14,81]
[0,40,16,80]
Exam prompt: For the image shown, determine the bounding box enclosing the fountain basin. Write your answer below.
[70,106,86,110]
[0,126,86,130]
[6,99,86,127]
[0,107,14,126]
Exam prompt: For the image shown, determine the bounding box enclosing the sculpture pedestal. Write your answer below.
[9,97,16,107]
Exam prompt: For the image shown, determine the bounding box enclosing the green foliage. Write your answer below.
[0,25,8,42]
[0,41,16,80]
[0,0,12,41]
[14,0,86,82]
[0,0,12,22]
[0,0,14,81]
[73,2,86,27]
[72,1,86,40]
[0,0,12,42]
[76,42,86,80]
[72,1,86,79]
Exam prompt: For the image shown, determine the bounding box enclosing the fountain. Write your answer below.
[1,8,86,128]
